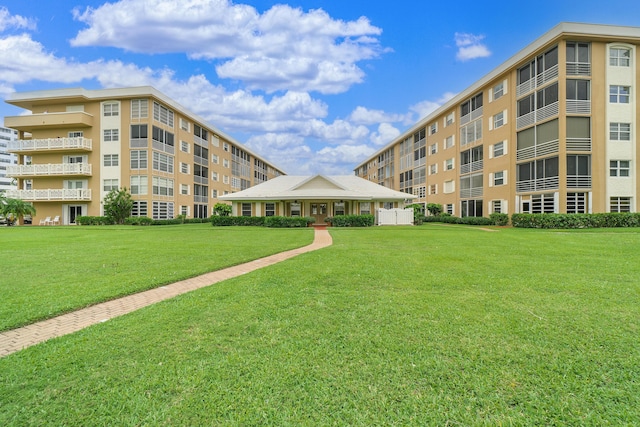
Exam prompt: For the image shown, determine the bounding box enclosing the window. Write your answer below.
[460,119,482,146]
[445,112,455,126]
[264,203,276,217]
[429,122,437,135]
[103,154,119,167]
[334,202,345,216]
[460,199,483,217]
[180,184,189,195]
[131,99,148,119]
[223,142,229,152]
[68,131,83,138]
[103,102,119,117]
[444,180,455,194]
[610,47,631,67]
[152,176,174,196]
[493,82,504,100]
[610,123,631,141]
[610,197,631,212]
[610,160,630,177]
[152,152,174,173]
[445,158,454,170]
[610,85,630,103]
[567,193,587,214]
[180,141,189,153]
[130,176,148,195]
[131,201,148,217]
[212,154,219,164]
[444,136,454,149]
[493,171,505,186]
[152,126,175,147]
[429,163,437,175]
[430,143,437,155]
[360,202,370,215]
[212,189,218,199]
[130,150,148,169]
[180,118,190,132]
[460,93,483,118]
[223,159,229,168]
[518,45,558,85]
[104,129,119,142]
[223,175,229,184]
[241,203,252,217]
[493,141,505,157]
[153,102,174,127]
[429,184,437,195]
[493,111,505,129]
[181,205,189,216]
[103,179,119,191]
[152,201,174,220]
[446,204,453,215]
[566,79,590,101]
[212,172,218,181]
[180,162,189,174]
[492,200,502,213]
[567,155,591,187]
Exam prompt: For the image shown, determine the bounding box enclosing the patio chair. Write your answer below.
[39,216,51,226]
[50,216,61,225]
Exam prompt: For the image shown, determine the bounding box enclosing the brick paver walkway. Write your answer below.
[0,227,332,358]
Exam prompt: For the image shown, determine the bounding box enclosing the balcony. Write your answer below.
[8,163,92,177]
[9,137,92,153]
[517,139,559,161]
[6,188,91,201]
[4,111,94,131]
[516,176,559,193]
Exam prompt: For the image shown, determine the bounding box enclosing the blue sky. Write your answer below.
[2,0,640,174]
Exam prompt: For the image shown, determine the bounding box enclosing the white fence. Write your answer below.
[376,208,414,226]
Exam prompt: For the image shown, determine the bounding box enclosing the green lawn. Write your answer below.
[1,225,639,425]
[0,224,313,331]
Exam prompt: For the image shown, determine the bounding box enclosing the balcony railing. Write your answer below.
[460,160,483,175]
[566,62,591,76]
[516,64,559,97]
[516,102,559,130]
[567,175,592,188]
[460,187,483,198]
[7,163,92,177]
[516,176,559,193]
[194,195,208,203]
[6,188,91,201]
[517,139,559,161]
[9,137,92,153]
[566,137,592,151]
[460,107,483,126]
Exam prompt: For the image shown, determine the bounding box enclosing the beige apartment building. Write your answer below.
[355,23,640,216]
[4,87,284,224]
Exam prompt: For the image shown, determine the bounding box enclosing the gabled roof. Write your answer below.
[220,175,416,202]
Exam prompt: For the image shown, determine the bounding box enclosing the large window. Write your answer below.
[517,157,559,192]
[131,201,148,217]
[152,126,175,147]
[131,99,149,119]
[265,203,276,217]
[103,154,119,167]
[103,129,119,142]
[152,151,174,173]
[567,193,587,214]
[130,176,148,195]
[567,155,591,188]
[610,160,630,177]
[460,119,482,146]
[518,46,558,85]
[130,150,148,169]
[610,197,631,213]
[610,47,631,67]
[461,199,483,217]
[241,203,252,217]
[152,201,174,220]
[566,79,590,101]
[103,102,119,117]
[153,102,174,127]
[610,123,631,141]
[103,179,119,191]
[152,176,174,196]
[460,93,483,118]
[130,124,148,147]
[610,85,630,103]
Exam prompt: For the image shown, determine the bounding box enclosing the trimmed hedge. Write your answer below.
[76,216,114,225]
[326,214,375,227]
[511,212,640,229]
[211,215,315,228]
[124,216,154,226]
[489,213,509,226]
[421,214,494,226]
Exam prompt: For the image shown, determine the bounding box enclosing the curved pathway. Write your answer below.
[0,227,332,358]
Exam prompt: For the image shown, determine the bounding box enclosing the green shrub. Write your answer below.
[124,216,153,226]
[264,216,314,228]
[210,216,235,226]
[327,214,375,227]
[489,213,509,226]
[211,216,314,228]
[75,216,113,225]
[511,212,640,229]
[418,214,493,226]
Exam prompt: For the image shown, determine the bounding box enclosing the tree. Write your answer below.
[426,203,443,216]
[0,196,36,226]
[213,203,232,216]
[103,188,133,225]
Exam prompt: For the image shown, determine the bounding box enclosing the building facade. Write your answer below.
[354,23,640,216]
[0,125,18,194]
[4,87,284,224]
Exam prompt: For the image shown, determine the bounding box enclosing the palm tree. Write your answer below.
[0,196,36,226]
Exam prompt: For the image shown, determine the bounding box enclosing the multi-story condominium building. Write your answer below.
[4,87,284,224]
[0,125,18,194]
[355,23,640,216]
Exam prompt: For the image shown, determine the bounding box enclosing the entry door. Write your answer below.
[69,206,83,224]
[310,203,328,224]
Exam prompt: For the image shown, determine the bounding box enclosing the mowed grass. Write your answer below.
[0,224,313,331]
[1,225,640,425]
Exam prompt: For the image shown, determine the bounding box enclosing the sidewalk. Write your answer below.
[0,227,332,358]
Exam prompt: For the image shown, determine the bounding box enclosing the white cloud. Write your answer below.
[369,123,401,146]
[454,32,491,61]
[0,7,37,32]
[70,0,385,94]
[409,92,456,120]
[348,106,406,125]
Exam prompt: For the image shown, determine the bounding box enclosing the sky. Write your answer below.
[2,0,640,175]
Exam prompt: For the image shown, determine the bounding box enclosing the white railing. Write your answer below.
[516,64,559,97]
[460,160,483,175]
[567,175,592,188]
[516,102,559,130]
[566,137,591,151]
[566,62,591,76]
[6,189,91,201]
[8,137,92,152]
[194,195,207,203]
[460,187,483,198]
[566,99,591,114]
[517,111,536,129]
[516,139,559,161]
[516,176,559,193]
[7,163,92,177]
[460,107,483,125]
[517,79,536,98]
